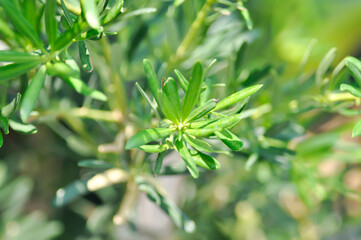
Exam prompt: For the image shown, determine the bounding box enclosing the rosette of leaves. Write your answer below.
[125,59,262,178]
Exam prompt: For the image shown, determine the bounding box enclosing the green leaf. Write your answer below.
[0,0,43,49]
[77,159,113,169]
[163,77,181,115]
[60,0,74,26]
[80,0,100,29]
[237,2,253,30]
[139,144,168,153]
[20,65,46,122]
[0,61,41,82]
[9,120,37,134]
[0,132,2,147]
[46,62,107,101]
[23,0,37,30]
[135,82,159,116]
[185,128,216,137]
[1,93,21,117]
[134,176,196,233]
[352,119,361,137]
[143,59,161,102]
[158,91,179,123]
[102,0,124,24]
[340,83,361,98]
[181,61,203,120]
[345,56,361,87]
[316,48,337,85]
[215,129,243,151]
[45,0,58,48]
[174,136,199,178]
[184,99,217,123]
[183,133,224,153]
[125,128,174,149]
[192,151,220,170]
[0,116,9,134]
[78,41,93,72]
[206,113,242,129]
[214,84,262,111]
[0,50,41,63]
[153,151,165,176]
[174,69,189,92]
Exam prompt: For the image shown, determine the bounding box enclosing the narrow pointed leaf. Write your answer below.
[0,116,9,134]
[220,97,249,116]
[215,129,243,151]
[143,59,161,102]
[316,48,337,85]
[125,128,174,149]
[153,151,165,176]
[1,93,21,117]
[60,0,74,26]
[352,119,361,137]
[345,56,361,87]
[163,77,181,115]
[206,113,242,129]
[23,0,36,30]
[102,0,124,24]
[20,66,47,122]
[78,41,93,72]
[78,159,114,169]
[181,61,203,120]
[0,133,2,147]
[192,151,220,170]
[0,0,43,49]
[80,0,100,29]
[139,144,168,153]
[0,61,41,82]
[185,128,217,137]
[158,91,179,123]
[135,82,159,115]
[183,133,225,153]
[45,0,58,48]
[189,118,219,129]
[184,99,216,123]
[9,120,37,134]
[0,50,41,63]
[340,83,361,98]
[174,137,199,178]
[213,84,262,111]
[237,2,253,30]
[174,69,189,92]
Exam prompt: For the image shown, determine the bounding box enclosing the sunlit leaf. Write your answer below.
[143,59,161,102]
[9,120,37,134]
[0,61,41,82]
[215,129,243,151]
[78,41,93,72]
[316,48,337,85]
[174,136,199,178]
[1,93,21,117]
[163,77,181,115]
[45,0,58,48]
[174,69,189,92]
[184,99,216,123]
[139,144,168,153]
[192,151,220,170]
[158,91,179,123]
[237,2,253,30]
[102,0,124,24]
[0,50,41,63]
[0,116,9,134]
[183,133,225,153]
[340,83,361,98]
[80,0,100,29]
[125,128,174,149]
[153,151,165,176]
[352,119,361,137]
[345,56,361,87]
[20,65,46,122]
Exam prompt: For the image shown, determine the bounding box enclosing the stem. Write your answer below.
[168,0,216,69]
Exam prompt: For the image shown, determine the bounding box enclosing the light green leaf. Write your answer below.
[163,77,181,115]
[174,69,189,92]
[158,91,179,123]
[0,61,41,82]
[135,82,159,116]
[0,116,9,134]
[215,129,243,151]
[1,93,21,117]
[174,136,199,178]
[213,84,262,111]
[316,48,337,85]
[78,41,93,72]
[102,0,124,24]
[206,113,242,129]
[125,128,174,149]
[181,61,203,120]
[345,56,361,87]
[80,0,100,29]
[352,119,361,137]
[183,133,224,153]
[0,0,43,49]
[45,0,58,48]
[139,144,168,153]
[0,50,41,63]
[184,99,217,123]
[143,59,161,102]
[237,2,253,30]
[192,151,220,170]
[9,120,37,134]
[185,128,216,137]
[20,65,47,122]
[340,83,361,98]
[60,0,74,26]
[77,159,114,169]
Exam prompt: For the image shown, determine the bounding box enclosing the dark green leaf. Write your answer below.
[78,41,93,72]
[143,59,161,102]
[215,129,243,151]
[163,77,181,115]
[184,99,216,123]
[77,159,113,169]
[80,0,100,29]
[9,120,37,134]
[183,133,225,153]
[0,50,41,63]
[181,61,203,120]
[158,91,180,123]
[0,0,43,49]
[102,0,124,24]
[174,136,199,178]
[0,61,41,82]
[0,132,2,147]
[192,151,220,170]
[45,0,58,48]
[153,151,165,176]
[125,128,174,149]
[60,0,74,26]
[20,65,46,122]
[1,93,21,117]
[345,56,361,87]
[214,84,262,111]
[0,116,9,134]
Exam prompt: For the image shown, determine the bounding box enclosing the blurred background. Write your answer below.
[1,0,361,239]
